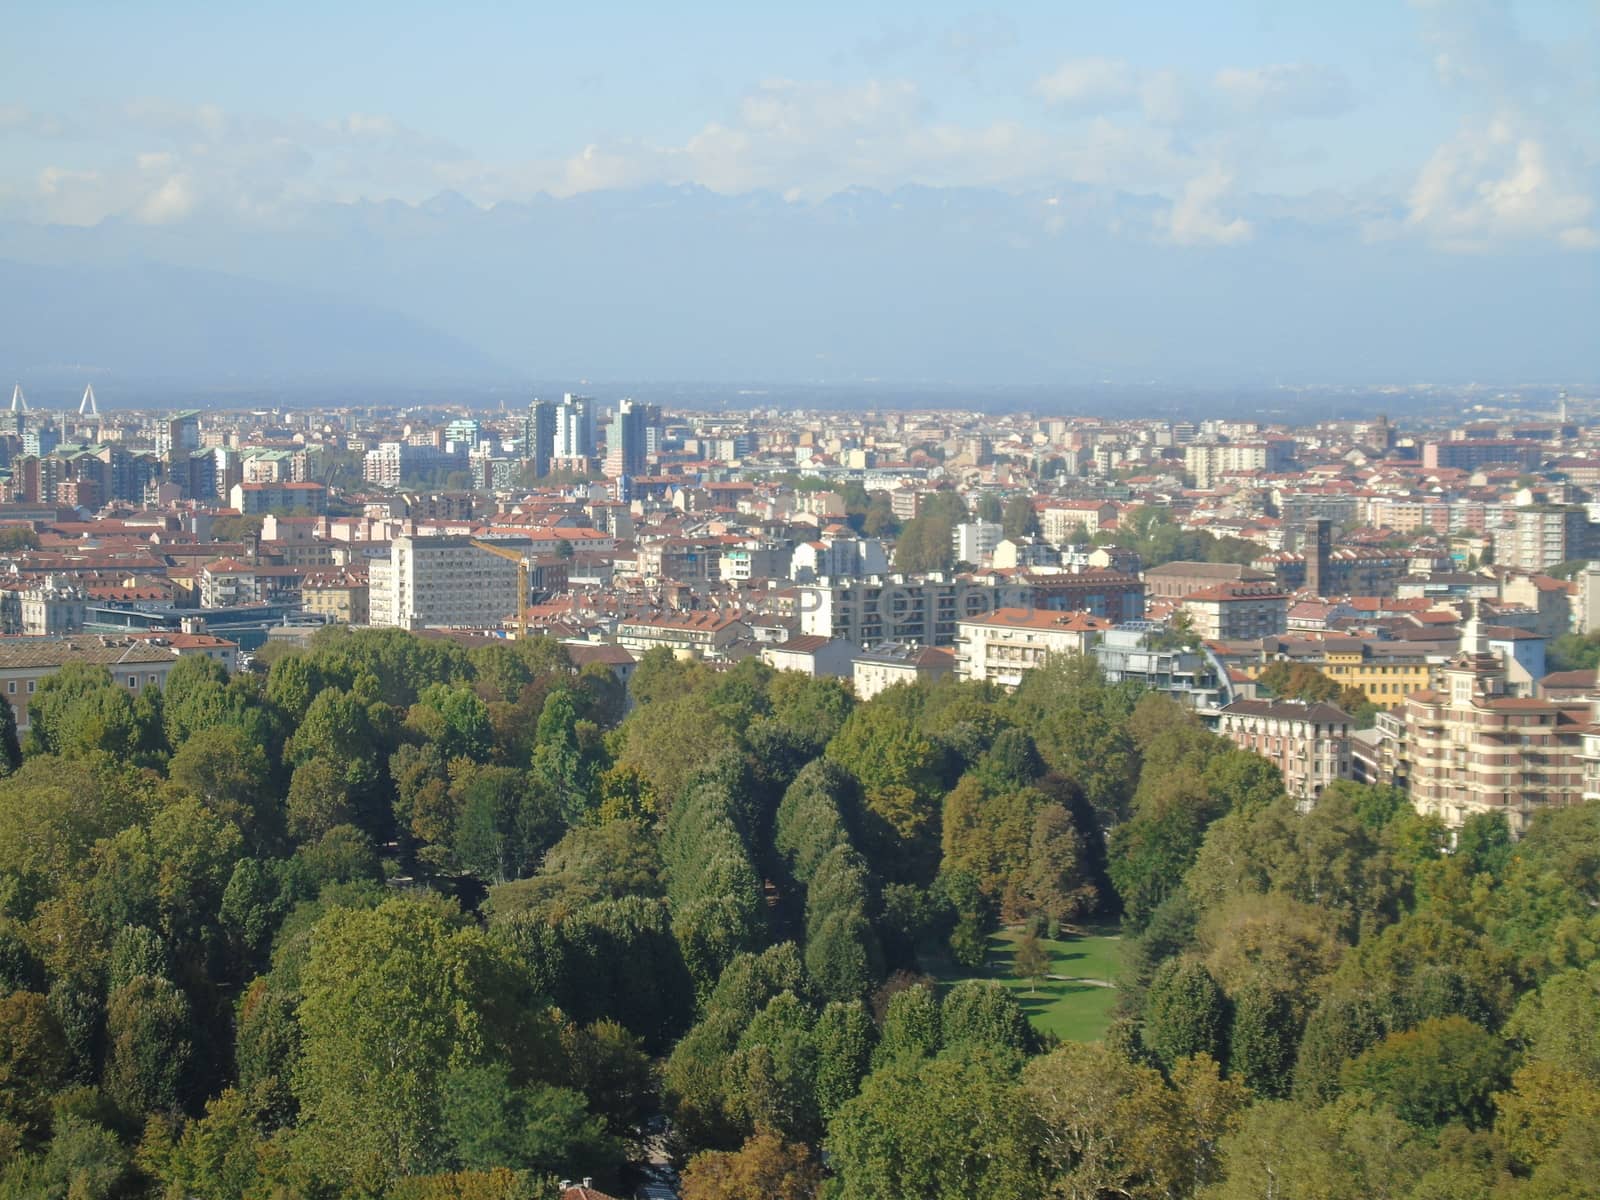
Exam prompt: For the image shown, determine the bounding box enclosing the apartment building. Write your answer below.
[1387,619,1589,835]
[797,575,1031,647]
[1181,583,1290,640]
[369,535,523,630]
[614,611,749,660]
[955,608,1113,689]
[1216,698,1353,807]
[1494,506,1596,572]
[852,644,956,700]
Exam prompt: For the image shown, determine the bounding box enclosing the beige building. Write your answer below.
[1216,698,1353,807]
[955,608,1113,690]
[1390,621,1589,835]
[301,569,370,625]
[614,611,749,660]
[0,633,238,731]
[1181,583,1289,641]
[852,644,956,700]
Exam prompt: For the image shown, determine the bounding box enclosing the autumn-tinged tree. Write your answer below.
[681,1130,823,1200]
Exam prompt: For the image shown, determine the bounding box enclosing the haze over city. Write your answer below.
[2,0,1596,392]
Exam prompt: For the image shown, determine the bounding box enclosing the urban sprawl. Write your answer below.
[2,384,1597,838]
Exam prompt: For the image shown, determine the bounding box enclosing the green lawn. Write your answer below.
[930,924,1123,1043]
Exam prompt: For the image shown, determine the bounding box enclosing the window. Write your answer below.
[26,681,34,694]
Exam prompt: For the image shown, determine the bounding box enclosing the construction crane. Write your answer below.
[470,539,529,641]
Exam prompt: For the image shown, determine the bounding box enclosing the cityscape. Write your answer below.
[3,2,1599,1198]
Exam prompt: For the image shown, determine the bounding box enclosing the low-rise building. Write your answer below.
[761,635,858,678]
[614,611,749,660]
[301,569,370,625]
[1181,583,1290,640]
[955,608,1113,689]
[852,643,956,700]
[0,633,238,731]
[1216,698,1353,807]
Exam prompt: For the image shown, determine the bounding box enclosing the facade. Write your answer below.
[0,634,236,731]
[554,394,596,460]
[229,481,327,515]
[760,635,858,678]
[1388,618,1589,835]
[1495,506,1596,572]
[614,611,748,659]
[301,569,370,625]
[955,608,1113,689]
[1143,561,1272,601]
[19,577,87,635]
[524,400,556,478]
[1216,698,1353,806]
[852,644,956,700]
[1421,439,1542,472]
[1039,502,1116,542]
[1181,583,1290,640]
[1184,439,1296,488]
[1093,627,1228,710]
[369,535,523,630]
[798,575,1029,647]
[952,520,1003,565]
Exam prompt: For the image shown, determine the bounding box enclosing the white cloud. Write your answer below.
[1033,58,1139,112]
[1212,63,1353,118]
[135,173,196,224]
[1168,166,1252,245]
[1405,116,1596,250]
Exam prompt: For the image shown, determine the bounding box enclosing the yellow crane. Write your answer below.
[470,538,530,641]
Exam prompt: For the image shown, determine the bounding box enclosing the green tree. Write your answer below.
[0,991,69,1136]
[1014,929,1051,997]
[813,999,875,1121]
[1340,1015,1510,1129]
[1002,495,1040,540]
[1144,957,1228,1070]
[103,974,194,1115]
[874,982,942,1065]
[0,696,20,775]
[292,898,543,1183]
[441,1063,620,1181]
[1227,981,1298,1098]
[826,1046,1043,1200]
[940,980,1035,1057]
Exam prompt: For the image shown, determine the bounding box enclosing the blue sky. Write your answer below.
[3,1,1595,241]
[0,2,1595,385]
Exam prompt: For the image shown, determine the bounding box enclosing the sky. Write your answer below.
[0,1,1596,387]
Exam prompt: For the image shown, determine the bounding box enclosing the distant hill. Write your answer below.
[0,257,505,390]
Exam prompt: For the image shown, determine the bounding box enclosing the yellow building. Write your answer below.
[1320,644,1442,710]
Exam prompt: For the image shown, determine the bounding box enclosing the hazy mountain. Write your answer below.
[0,185,1594,391]
[0,256,504,389]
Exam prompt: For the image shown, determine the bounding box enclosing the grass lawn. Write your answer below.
[930,924,1123,1043]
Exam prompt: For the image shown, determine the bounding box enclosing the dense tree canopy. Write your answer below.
[0,625,1590,1198]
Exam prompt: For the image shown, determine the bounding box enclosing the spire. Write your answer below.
[78,384,99,418]
[9,384,26,414]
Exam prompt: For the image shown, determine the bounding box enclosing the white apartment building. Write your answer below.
[368,535,522,630]
[955,608,1113,690]
[797,575,1031,647]
[952,521,1004,566]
